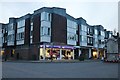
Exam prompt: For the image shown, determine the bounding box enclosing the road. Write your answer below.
[2,61,119,78]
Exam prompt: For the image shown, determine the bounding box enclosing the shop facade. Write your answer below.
[39,45,75,60]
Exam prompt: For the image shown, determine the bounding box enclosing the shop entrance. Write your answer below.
[92,51,98,59]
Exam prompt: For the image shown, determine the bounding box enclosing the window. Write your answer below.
[94,29,98,35]
[17,19,25,41]
[90,28,93,34]
[31,22,33,31]
[0,37,2,46]
[41,27,51,36]
[48,28,50,35]
[81,35,87,42]
[87,37,90,43]
[87,28,90,34]
[7,34,14,42]
[41,12,51,21]
[21,32,24,39]
[17,20,25,28]
[81,25,87,32]
[67,19,77,42]
[67,33,77,41]
[30,21,33,44]
[87,37,93,44]
[16,32,24,40]
[101,31,105,36]
[30,31,33,37]
[8,23,14,31]
[109,34,112,38]
[48,14,51,21]
[17,27,25,33]
[67,19,77,29]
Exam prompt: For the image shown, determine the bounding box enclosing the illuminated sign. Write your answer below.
[40,45,74,49]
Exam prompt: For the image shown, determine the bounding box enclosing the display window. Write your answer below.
[39,45,74,60]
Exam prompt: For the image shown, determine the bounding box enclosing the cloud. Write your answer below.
[0,1,118,32]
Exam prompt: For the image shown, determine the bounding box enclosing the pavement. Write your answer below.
[2,59,102,63]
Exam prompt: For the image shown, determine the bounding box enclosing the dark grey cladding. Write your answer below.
[9,18,17,23]
[34,7,66,17]
[16,13,31,22]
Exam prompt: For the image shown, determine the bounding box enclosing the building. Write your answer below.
[106,34,119,61]
[0,7,113,60]
[0,23,3,56]
[0,23,7,57]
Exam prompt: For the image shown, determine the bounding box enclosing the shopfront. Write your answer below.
[92,49,105,59]
[92,50,98,59]
[39,45,75,60]
[0,49,4,56]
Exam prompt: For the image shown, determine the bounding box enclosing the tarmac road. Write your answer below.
[2,61,118,78]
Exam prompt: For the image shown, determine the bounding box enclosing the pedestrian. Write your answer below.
[101,56,104,61]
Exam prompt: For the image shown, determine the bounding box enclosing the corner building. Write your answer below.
[0,7,112,60]
[30,7,78,60]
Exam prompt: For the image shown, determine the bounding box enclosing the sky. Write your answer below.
[0,0,119,32]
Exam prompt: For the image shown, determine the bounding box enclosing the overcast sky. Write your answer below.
[0,0,119,32]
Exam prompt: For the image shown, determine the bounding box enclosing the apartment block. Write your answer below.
[0,7,113,60]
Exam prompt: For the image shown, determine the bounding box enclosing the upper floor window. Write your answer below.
[81,25,87,32]
[17,20,25,28]
[41,12,51,21]
[17,27,25,33]
[101,31,105,36]
[87,37,93,44]
[31,22,33,31]
[16,32,24,40]
[67,19,77,29]
[7,34,14,42]
[109,33,112,38]
[80,35,87,42]
[94,29,98,35]
[67,33,77,41]
[87,27,93,35]
[8,23,14,31]
[40,27,51,36]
